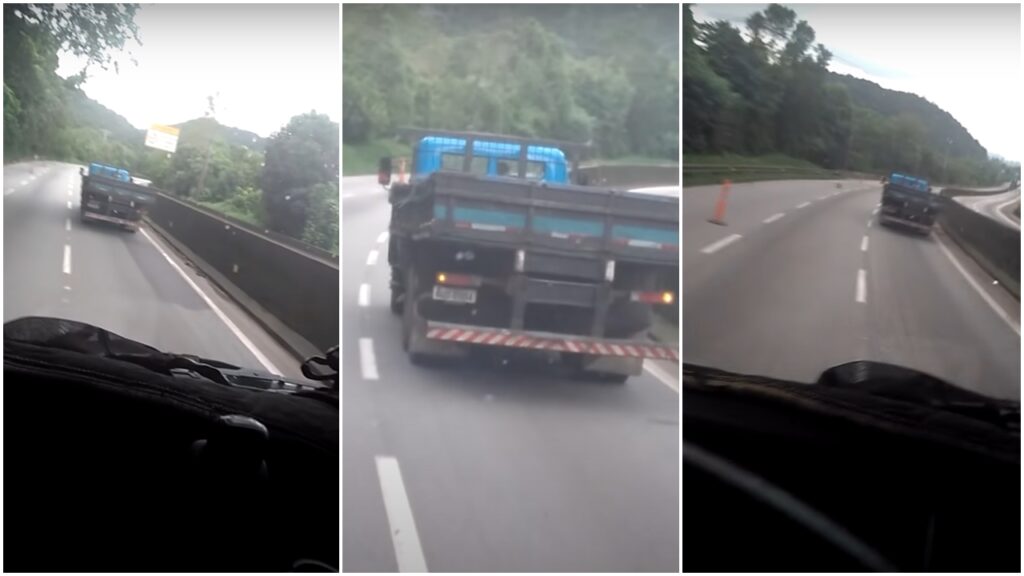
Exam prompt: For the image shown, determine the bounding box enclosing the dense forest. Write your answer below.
[343,4,679,169]
[683,4,1019,186]
[3,4,339,253]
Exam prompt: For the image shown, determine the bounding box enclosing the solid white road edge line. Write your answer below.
[644,361,679,393]
[139,228,281,374]
[935,233,1020,336]
[367,249,380,266]
[375,456,429,573]
[856,269,867,303]
[359,337,380,380]
[358,283,370,307]
[700,234,742,254]
[763,212,785,224]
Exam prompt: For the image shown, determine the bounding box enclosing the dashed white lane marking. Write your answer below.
[872,207,879,215]
[62,244,72,275]
[359,337,380,380]
[867,219,873,228]
[65,218,71,232]
[700,234,742,254]
[367,249,380,266]
[796,201,811,209]
[377,231,389,243]
[855,268,867,303]
[358,283,370,307]
[861,236,869,252]
[644,361,679,393]
[763,212,785,224]
[139,228,281,374]
[19,179,27,186]
[67,189,72,198]
[935,233,1020,336]
[818,194,829,200]
[375,456,428,573]
[67,200,72,210]
[63,285,71,291]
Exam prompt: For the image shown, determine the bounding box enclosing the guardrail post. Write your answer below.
[709,179,731,226]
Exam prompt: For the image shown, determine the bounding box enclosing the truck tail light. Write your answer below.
[631,290,674,305]
[436,272,482,287]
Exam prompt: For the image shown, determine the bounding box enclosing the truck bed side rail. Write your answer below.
[395,171,679,264]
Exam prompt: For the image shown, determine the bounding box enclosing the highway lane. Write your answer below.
[341,175,680,572]
[684,178,1020,401]
[954,186,1021,230]
[3,161,305,378]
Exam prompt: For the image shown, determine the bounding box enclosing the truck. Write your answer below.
[79,163,158,233]
[381,129,679,383]
[879,171,940,235]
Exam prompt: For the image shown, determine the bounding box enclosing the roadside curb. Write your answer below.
[144,218,320,363]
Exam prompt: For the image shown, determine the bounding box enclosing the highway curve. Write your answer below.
[341,175,680,572]
[683,178,1020,401]
[953,186,1021,230]
[3,161,304,378]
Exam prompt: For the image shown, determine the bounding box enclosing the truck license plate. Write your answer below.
[433,285,476,304]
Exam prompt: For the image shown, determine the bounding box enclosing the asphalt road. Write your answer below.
[953,187,1021,230]
[341,175,680,572]
[684,178,1020,401]
[3,161,304,378]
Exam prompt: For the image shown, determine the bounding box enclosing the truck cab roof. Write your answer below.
[888,172,930,193]
[415,136,569,183]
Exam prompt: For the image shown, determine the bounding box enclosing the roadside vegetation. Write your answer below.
[4,4,339,254]
[683,4,1020,188]
[343,4,679,174]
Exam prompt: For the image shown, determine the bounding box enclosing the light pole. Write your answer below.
[196,93,218,198]
[941,137,952,184]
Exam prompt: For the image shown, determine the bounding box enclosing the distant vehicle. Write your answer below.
[380,129,679,383]
[79,162,158,232]
[879,172,940,235]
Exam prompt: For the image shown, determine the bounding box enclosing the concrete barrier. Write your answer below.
[146,192,339,359]
[936,196,1020,299]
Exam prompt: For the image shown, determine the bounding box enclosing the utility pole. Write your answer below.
[941,137,952,185]
[196,93,217,198]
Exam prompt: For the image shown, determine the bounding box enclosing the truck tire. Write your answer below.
[401,267,428,365]
[390,266,404,315]
[390,290,403,315]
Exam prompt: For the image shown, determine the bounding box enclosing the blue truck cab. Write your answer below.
[413,136,570,183]
[880,171,939,234]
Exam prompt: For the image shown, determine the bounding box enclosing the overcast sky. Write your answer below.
[58,4,339,138]
[691,3,1022,162]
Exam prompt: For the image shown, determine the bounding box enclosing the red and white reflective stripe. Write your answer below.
[426,327,677,360]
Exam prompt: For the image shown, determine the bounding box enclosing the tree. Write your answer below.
[261,112,340,241]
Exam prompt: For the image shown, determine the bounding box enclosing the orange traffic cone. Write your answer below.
[709,179,731,225]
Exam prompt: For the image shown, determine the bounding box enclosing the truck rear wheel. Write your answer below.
[401,267,428,365]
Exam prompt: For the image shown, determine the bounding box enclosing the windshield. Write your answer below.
[3,4,339,383]
[682,3,1021,404]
